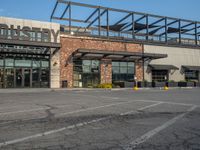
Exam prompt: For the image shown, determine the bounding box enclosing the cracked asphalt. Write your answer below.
[0,88,200,150]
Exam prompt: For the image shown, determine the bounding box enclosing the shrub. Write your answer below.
[97,83,112,89]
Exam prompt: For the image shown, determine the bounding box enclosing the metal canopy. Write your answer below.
[148,64,179,70]
[51,0,200,48]
[182,65,200,71]
[100,23,127,32]
[72,49,167,61]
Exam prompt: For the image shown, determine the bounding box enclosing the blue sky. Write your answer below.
[0,0,199,22]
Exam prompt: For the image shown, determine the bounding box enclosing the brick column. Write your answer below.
[100,59,112,84]
[135,62,144,81]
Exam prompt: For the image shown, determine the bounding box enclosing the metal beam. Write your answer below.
[132,13,135,39]
[120,22,132,31]
[85,8,99,23]
[69,2,71,33]
[149,18,165,26]
[106,9,109,37]
[52,17,91,23]
[195,22,198,45]
[181,22,194,29]
[86,9,107,29]
[114,13,132,25]
[159,19,179,36]
[50,1,58,21]
[60,4,70,19]
[135,15,146,23]
[56,0,200,24]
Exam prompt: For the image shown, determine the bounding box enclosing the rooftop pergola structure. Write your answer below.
[50,0,200,48]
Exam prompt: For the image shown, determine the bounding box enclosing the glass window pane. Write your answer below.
[83,60,91,66]
[112,66,120,74]
[120,66,127,73]
[128,67,134,74]
[0,59,3,66]
[15,59,31,67]
[120,62,127,67]
[91,60,99,67]
[112,62,119,66]
[41,60,49,68]
[128,62,134,67]
[5,58,14,67]
[83,66,90,73]
[33,60,41,68]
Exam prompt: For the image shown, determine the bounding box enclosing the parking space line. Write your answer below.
[69,93,199,107]
[55,100,142,117]
[121,102,163,116]
[0,101,161,148]
[0,107,48,116]
[125,105,197,150]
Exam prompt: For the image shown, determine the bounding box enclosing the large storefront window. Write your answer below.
[0,54,50,88]
[112,61,135,82]
[185,70,199,81]
[152,70,168,82]
[73,60,100,88]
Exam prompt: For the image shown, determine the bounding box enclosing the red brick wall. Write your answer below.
[100,59,112,84]
[60,35,143,88]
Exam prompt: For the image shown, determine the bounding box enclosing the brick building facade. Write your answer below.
[60,35,144,88]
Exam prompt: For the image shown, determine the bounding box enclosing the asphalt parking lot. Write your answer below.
[0,88,200,150]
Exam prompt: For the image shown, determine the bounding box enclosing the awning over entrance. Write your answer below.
[148,64,179,70]
[182,65,200,71]
[72,49,167,61]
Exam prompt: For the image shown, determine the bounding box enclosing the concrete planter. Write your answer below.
[124,82,135,88]
[187,82,195,87]
[137,81,152,88]
[152,82,166,88]
[178,82,195,87]
[195,82,200,87]
[167,82,178,87]
[178,82,187,87]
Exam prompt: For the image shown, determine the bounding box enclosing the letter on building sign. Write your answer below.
[51,29,59,43]
[42,28,51,42]
[22,26,31,41]
[10,25,20,40]
[0,24,8,39]
[32,27,41,42]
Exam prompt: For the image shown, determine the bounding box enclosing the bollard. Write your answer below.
[133,86,139,91]
[164,86,169,90]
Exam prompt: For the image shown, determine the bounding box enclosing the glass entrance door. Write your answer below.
[0,69,4,88]
[16,68,23,88]
[15,68,31,88]
[24,69,31,87]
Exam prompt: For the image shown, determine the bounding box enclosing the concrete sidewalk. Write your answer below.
[0,87,197,93]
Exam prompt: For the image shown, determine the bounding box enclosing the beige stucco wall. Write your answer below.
[144,45,200,82]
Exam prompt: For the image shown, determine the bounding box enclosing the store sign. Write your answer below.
[0,24,59,43]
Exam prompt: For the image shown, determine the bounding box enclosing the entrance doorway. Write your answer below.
[0,54,50,88]
[15,68,31,88]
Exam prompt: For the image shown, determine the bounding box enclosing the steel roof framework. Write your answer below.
[50,0,200,48]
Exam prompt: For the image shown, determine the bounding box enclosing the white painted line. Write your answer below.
[120,102,163,116]
[55,101,138,117]
[125,105,197,150]
[100,96,119,100]
[131,99,197,107]
[0,107,47,116]
[0,116,110,147]
[0,102,161,147]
